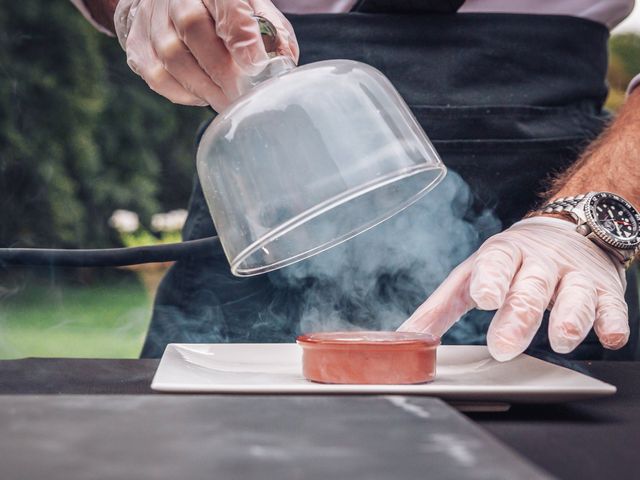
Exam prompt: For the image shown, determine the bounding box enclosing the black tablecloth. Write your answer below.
[1,359,638,479]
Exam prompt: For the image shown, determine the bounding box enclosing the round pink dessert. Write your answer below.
[296,331,440,385]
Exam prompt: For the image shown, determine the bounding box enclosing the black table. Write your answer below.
[1,359,638,479]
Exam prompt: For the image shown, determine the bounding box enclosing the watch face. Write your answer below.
[587,192,640,249]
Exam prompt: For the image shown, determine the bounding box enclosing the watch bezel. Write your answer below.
[584,192,640,250]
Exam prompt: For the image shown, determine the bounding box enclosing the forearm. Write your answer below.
[544,89,640,207]
[78,0,119,34]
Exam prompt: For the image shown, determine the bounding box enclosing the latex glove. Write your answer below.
[398,217,629,361]
[114,0,298,110]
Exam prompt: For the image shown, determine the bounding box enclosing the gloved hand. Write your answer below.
[114,0,298,110]
[398,216,629,361]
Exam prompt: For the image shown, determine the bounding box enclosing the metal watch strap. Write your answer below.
[539,194,588,215]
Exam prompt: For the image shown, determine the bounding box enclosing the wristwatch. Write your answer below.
[533,192,640,267]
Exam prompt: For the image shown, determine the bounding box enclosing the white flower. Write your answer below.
[151,209,188,232]
[109,209,140,233]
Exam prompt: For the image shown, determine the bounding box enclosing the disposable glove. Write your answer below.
[114,0,298,110]
[398,216,629,361]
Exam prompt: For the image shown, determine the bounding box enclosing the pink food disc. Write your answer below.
[296,331,440,385]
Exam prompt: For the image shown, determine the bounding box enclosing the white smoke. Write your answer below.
[271,171,501,343]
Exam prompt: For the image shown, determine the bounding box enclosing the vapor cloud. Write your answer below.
[271,171,501,344]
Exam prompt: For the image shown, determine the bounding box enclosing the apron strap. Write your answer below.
[353,0,464,13]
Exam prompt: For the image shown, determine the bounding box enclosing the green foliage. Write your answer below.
[606,33,640,111]
[0,1,210,249]
[610,33,640,81]
[120,229,182,248]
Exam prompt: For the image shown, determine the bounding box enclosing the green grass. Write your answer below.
[0,277,152,359]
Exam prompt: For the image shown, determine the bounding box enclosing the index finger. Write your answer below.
[397,258,476,337]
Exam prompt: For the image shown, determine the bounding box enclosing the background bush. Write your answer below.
[0,1,209,250]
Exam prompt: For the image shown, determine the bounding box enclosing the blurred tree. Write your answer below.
[0,1,209,249]
[1,2,104,247]
[606,33,640,112]
[94,36,210,233]
[610,33,640,80]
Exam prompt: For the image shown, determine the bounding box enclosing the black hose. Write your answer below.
[0,236,220,267]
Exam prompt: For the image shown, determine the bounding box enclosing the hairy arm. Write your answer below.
[544,89,640,209]
[81,0,119,34]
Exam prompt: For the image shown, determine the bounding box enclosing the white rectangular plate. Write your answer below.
[151,344,615,402]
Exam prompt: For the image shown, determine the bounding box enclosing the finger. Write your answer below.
[170,0,243,100]
[151,0,228,109]
[397,258,476,337]
[469,239,522,310]
[548,272,597,354]
[204,0,269,73]
[595,291,630,350]
[487,260,557,362]
[126,5,205,106]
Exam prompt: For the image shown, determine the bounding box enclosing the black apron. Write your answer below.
[141,2,640,361]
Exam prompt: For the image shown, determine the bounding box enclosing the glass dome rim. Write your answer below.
[229,164,447,277]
